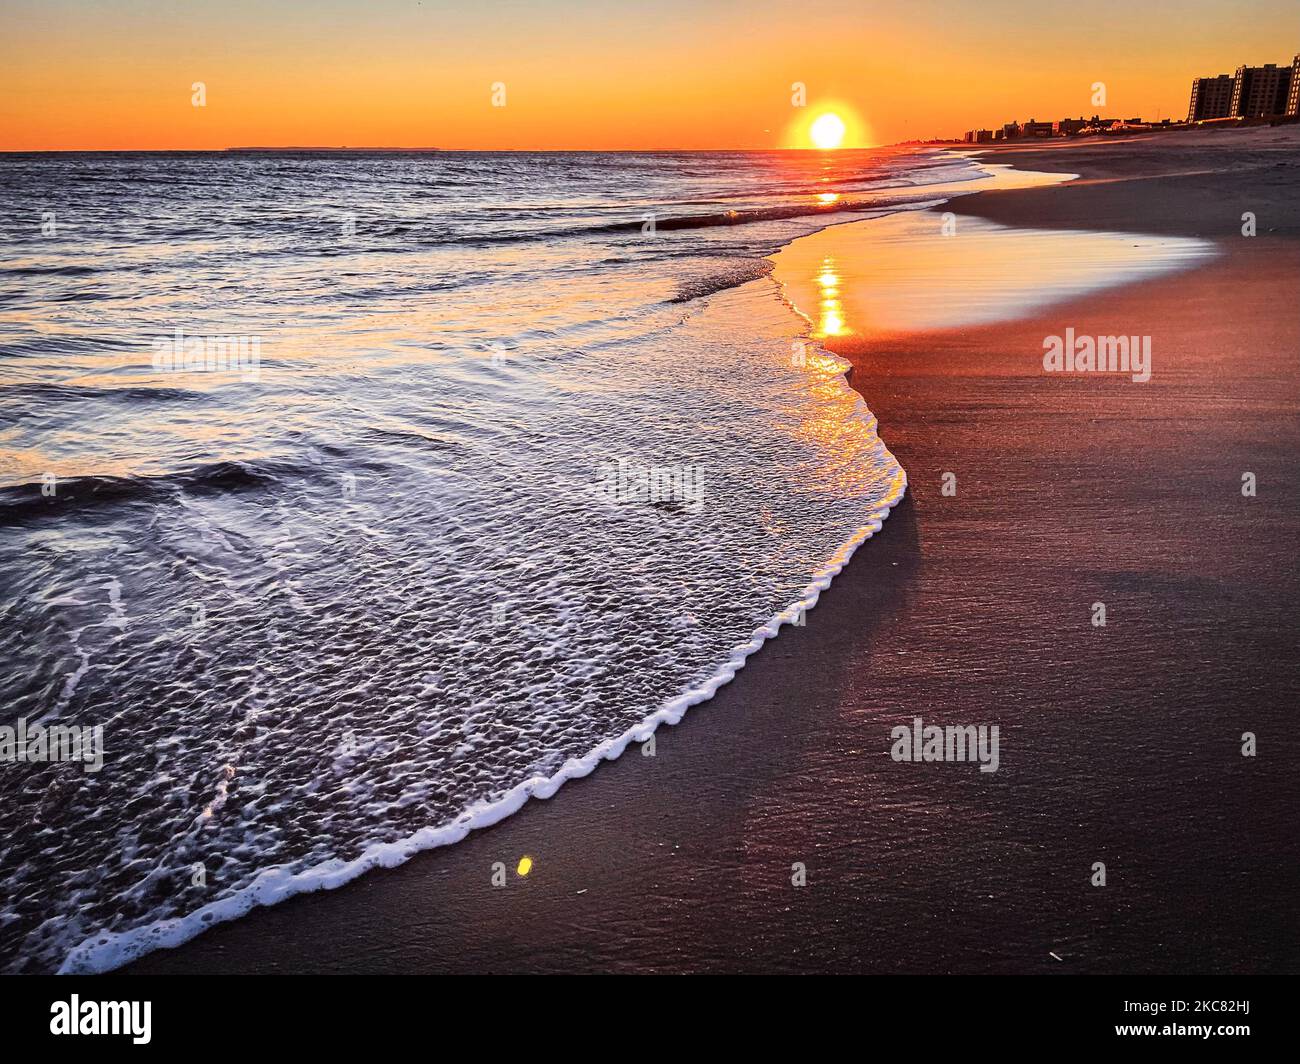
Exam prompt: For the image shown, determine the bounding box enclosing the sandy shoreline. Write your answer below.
[127,130,1300,975]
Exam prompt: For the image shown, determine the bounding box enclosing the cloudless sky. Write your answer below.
[2,0,1298,149]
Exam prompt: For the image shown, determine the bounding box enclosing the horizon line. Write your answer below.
[0,142,930,155]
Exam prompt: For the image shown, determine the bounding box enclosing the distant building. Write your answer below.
[1051,115,1117,135]
[962,52,1300,142]
[1229,63,1292,117]
[1054,117,1088,136]
[1188,74,1233,121]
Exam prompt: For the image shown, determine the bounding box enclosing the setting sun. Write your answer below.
[810,112,847,150]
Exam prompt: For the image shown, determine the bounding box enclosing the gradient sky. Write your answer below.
[2,0,1298,150]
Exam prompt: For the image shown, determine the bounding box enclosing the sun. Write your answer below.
[810,112,847,150]
[784,102,870,150]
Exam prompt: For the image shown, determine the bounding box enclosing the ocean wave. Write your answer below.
[1,264,101,277]
[55,330,906,976]
[669,259,774,302]
[0,459,294,524]
[0,382,211,403]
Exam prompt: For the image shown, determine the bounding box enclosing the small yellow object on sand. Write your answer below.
[517,856,533,877]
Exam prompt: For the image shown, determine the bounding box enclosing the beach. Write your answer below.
[125,129,1300,974]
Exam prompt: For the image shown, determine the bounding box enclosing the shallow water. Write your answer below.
[772,196,1217,338]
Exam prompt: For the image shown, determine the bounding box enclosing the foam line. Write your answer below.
[58,338,906,975]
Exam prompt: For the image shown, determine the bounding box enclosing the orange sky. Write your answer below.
[2,0,1298,150]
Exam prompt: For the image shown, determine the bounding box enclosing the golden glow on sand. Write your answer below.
[809,113,847,150]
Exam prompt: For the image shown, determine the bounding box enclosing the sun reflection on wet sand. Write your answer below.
[775,208,1215,340]
[815,256,850,337]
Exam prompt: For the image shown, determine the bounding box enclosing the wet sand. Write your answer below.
[129,130,1300,974]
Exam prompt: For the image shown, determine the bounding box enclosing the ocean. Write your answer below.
[0,146,1216,974]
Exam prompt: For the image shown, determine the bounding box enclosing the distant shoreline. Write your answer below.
[1,124,1290,153]
[224,146,445,153]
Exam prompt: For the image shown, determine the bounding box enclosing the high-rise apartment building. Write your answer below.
[1187,74,1233,121]
[1229,63,1292,117]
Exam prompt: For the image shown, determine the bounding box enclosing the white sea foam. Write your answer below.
[55,299,905,974]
